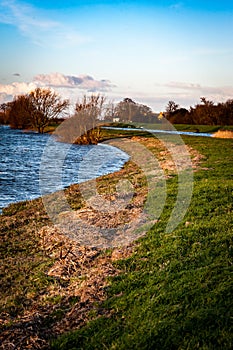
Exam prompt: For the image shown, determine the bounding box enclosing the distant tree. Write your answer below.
[0,103,10,124]
[166,108,190,124]
[133,103,153,122]
[116,98,136,121]
[165,100,179,114]
[200,97,217,124]
[104,101,118,121]
[28,88,69,133]
[116,98,154,122]
[189,97,216,125]
[8,95,32,129]
[0,103,8,114]
[222,99,233,125]
[164,97,233,126]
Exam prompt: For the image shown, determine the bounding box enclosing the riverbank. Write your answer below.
[0,132,232,349]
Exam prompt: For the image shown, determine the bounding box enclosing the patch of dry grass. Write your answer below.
[212,130,233,138]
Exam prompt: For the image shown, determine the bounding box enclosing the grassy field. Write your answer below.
[0,130,232,349]
[51,135,233,349]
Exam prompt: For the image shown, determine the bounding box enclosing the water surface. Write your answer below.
[0,126,129,212]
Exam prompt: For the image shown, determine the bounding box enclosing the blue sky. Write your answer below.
[0,0,233,111]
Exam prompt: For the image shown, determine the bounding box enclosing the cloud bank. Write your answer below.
[0,82,37,103]
[33,73,114,91]
[1,74,233,111]
[0,73,115,104]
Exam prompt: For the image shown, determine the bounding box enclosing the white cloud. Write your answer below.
[0,80,38,105]
[0,73,115,104]
[33,72,115,91]
[0,81,37,96]
[0,0,89,48]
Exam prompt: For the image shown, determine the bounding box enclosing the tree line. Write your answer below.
[0,89,160,143]
[165,97,233,125]
[0,88,232,144]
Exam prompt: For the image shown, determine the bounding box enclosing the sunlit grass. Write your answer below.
[0,132,232,349]
[51,136,233,350]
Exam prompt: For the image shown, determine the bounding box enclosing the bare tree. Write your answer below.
[165,100,179,114]
[28,88,69,133]
[104,100,117,121]
[73,94,106,144]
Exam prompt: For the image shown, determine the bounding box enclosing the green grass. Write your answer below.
[173,124,233,133]
[0,131,232,349]
[51,136,233,350]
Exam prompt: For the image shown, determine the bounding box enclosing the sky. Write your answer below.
[0,0,233,112]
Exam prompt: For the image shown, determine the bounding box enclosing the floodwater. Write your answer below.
[0,125,129,212]
[103,126,213,137]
